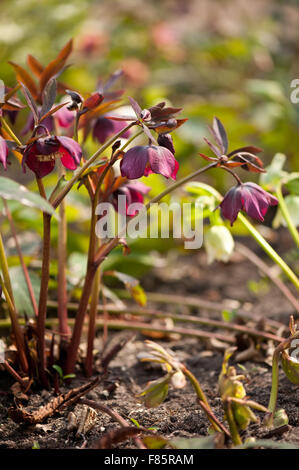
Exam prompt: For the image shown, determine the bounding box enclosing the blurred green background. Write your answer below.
[1,0,299,303]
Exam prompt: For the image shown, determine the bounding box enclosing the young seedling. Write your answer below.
[139,340,229,436]
[218,347,269,446]
[265,316,299,428]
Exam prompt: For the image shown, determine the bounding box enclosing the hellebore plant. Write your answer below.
[0,40,299,396]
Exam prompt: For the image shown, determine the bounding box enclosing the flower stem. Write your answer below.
[276,183,299,249]
[93,162,218,265]
[182,366,224,433]
[224,399,242,446]
[52,122,135,208]
[0,231,14,302]
[0,274,28,372]
[266,331,299,427]
[0,117,22,146]
[238,213,299,291]
[36,177,51,387]
[85,259,101,377]
[57,164,70,338]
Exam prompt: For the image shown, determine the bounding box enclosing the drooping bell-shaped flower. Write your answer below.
[22,135,82,178]
[111,181,150,216]
[120,145,179,180]
[220,182,278,225]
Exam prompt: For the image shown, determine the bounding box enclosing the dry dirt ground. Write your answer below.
[0,232,298,449]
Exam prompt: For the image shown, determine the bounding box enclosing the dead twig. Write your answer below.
[80,398,146,449]
[8,377,100,424]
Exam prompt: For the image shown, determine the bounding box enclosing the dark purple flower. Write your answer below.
[22,135,82,178]
[92,116,131,144]
[157,133,175,154]
[120,145,179,180]
[220,182,278,225]
[0,136,8,170]
[111,182,150,216]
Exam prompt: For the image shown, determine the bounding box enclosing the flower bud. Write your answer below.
[204,225,234,264]
[273,408,289,427]
[171,370,186,389]
[281,350,299,385]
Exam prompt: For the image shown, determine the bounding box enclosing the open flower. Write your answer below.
[0,136,8,170]
[120,145,179,180]
[22,135,82,178]
[111,181,150,216]
[220,182,278,225]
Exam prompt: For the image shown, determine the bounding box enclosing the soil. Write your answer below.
[0,231,299,449]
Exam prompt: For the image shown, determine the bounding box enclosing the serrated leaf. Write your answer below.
[9,266,40,316]
[0,177,57,217]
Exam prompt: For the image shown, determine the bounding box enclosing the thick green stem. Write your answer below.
[224,400,242,446]
[0,231,14,302]
[0,117,22,146]
[267,331,299,427]
[238,213,299,291]
[0,276,28,372]
[276,183,299,249]
[85,262,101,377]
[182,366,223,433]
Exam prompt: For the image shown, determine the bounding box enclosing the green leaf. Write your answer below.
[9,266,40,317]
[184,182,222,201]
[139,375,170,408]
[285,175,299,195]
[222,309,236,322]
[260,153,287,189]
[0,177,57,218]
[170,435,220,449]
[52,364,64,379]
[129,418,140,428]
[143,435,168,449]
